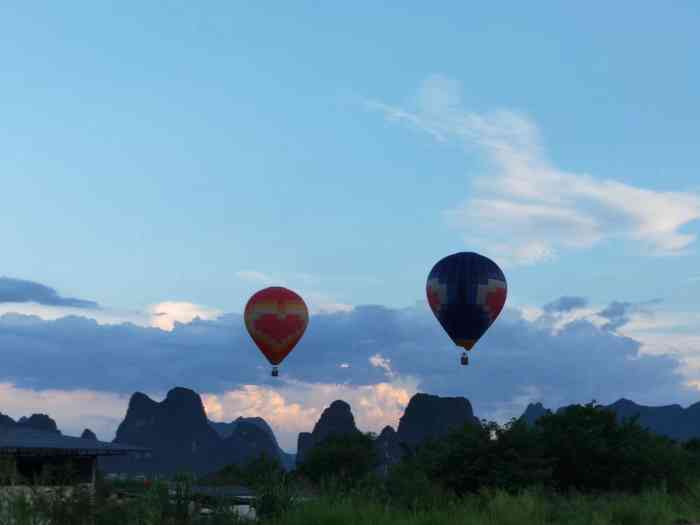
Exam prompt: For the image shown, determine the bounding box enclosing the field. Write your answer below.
[2,476,700,525]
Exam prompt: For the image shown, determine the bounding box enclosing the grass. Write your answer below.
[266,485,700,525]
[1,472,700,524]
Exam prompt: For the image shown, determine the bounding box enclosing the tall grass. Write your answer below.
[1,470,700,524]
[0,468,249,525]
[264,483,700,525]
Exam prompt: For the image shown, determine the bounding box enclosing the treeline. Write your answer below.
[209,401,700,515]
[391,402,700,497]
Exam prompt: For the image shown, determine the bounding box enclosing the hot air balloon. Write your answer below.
[244,287,309,377]
[426,252,507,366]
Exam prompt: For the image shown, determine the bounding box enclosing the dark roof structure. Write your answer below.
[187,485,256,499]
[0,426,151,456]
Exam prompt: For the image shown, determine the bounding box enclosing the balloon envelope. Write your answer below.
[244,287,309,365]
[426,252,507,350]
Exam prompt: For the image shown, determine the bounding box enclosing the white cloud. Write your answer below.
[622,329,700,393]
[372,74,700,265]
[303,291,354,315]
[235,270,280,286]
[481,240,556,267]
[202,385,319,450]
[148,301,222,331]
[202,377,419,450]
[369,353,395,378]
[235,272,353,314]
[621,310,700,334]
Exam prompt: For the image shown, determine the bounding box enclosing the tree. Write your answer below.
[411,419,552,496]
[205,452,283,487]
[297,432,378,488]
[536,402,694,493]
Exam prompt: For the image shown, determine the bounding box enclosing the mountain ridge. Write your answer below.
[6,387,700,476]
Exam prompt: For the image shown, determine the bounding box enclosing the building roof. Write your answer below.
[187,485,256,498]
[0,426,152,456]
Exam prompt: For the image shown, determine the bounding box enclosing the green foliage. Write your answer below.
[0,463,700,523]
[242,453,284,489]
[394,401,699,498]
[384,458,455,512]
[536,402,695,493]
[4,404,700,524]
[253,486,700,525]
[409,418,553,496]
[207,452,284,488]
[0,466,255,524]
[253,474,296,520]
[0,456,18,486]
[297,432,378,489]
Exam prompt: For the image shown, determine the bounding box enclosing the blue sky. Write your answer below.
[1,3,699,450]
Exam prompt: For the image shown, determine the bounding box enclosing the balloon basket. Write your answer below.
[271,366,279,377]
[460,352,469,366]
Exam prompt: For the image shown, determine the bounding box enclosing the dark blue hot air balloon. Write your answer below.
[426,252,507,365]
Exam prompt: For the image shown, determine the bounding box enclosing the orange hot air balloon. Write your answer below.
[244,287,309,377]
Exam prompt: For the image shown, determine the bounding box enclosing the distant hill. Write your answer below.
[396,393,480,450]
[6,387,700,477]
[0,411,62,434]
[81,428,97,440]
[520,402,551,425]
[296,400,360,465]
[0,388,293,476]
[99,387,283,476]
[518,398,700,441]
[209,416,295,470]
[297,393,482,471]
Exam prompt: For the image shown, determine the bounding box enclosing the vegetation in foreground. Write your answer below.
[2,402,700,523]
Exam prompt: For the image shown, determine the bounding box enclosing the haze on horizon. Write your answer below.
[1,3,699,451]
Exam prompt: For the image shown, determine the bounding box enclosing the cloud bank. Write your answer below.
[0,292,696,449]
[0,277,99,309]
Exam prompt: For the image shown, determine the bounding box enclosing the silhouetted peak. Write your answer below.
[0,412,15,428]
[397,393,479,448]
[312,400,358,436]
[81,428,97,440]
[226,420,271,443]
[328,400,351,412]
[236,416,265,425]
[608,398,683,413]
[374,424,402,471]
[610,398,637,408]
[296,400,359,465]
[17,414,60,434]
[235,416,273,433]
[379,426,396,438]
[520,402,551,425]
[165,387,201,407]
[128,392,157,413]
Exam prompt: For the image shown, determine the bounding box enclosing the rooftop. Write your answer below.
[0,426,152,456]
[186,485,256,499]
